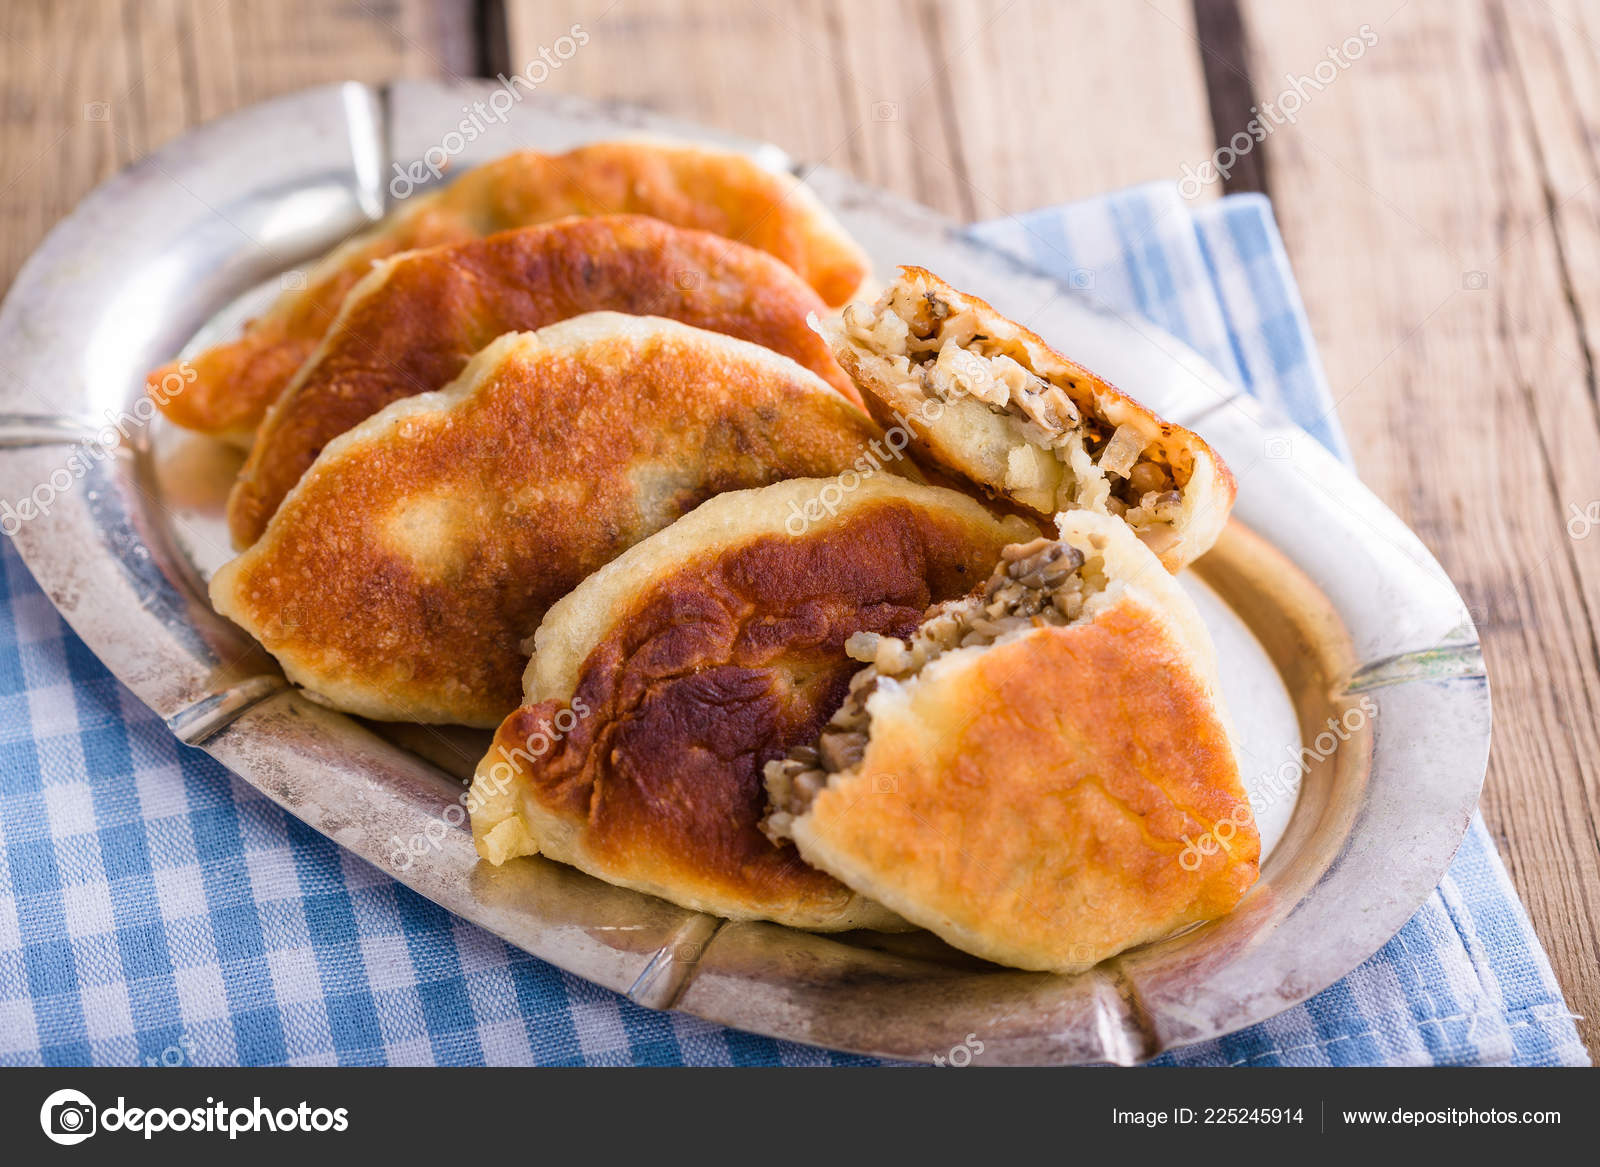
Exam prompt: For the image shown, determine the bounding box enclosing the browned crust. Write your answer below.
[209,319,887,727]
[228,216,858,546]
[479,494,1029,929]
[830,266,1238,571]
[794,599,1259,970]
[150,141,870,438]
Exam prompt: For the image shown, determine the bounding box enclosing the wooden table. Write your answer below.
[3,0,1595,1058]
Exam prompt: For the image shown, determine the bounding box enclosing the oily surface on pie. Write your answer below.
[229,215,857,545]
[210,318,884,727]
[483,494,1028,927]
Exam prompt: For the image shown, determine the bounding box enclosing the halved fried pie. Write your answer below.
[824,267,1235,571]
[468,476,1037,929]
[764,510,1259,971]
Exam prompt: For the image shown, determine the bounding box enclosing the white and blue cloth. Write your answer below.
[0,183,1587,1066]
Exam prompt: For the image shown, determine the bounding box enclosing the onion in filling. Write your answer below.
[762,536,1110,838]
[837,286,1189,549]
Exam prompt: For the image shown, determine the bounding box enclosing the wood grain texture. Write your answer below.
[1191,0,1270,197]
[504,0,1214,217]
[505,0,971,214]
[1237,0,1600,1053]
[0,0,472,290]
[932,0,1213,215]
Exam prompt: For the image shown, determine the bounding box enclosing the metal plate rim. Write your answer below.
[0,80,1490,1065]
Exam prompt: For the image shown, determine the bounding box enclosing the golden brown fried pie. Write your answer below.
[825,267,1235,571]
[209,314,887,727]
[468,476,1038,930]
[227,215,858,547]
[151,140,870,442]
[764,510,1259,971]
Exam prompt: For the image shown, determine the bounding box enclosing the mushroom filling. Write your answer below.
[762,536,1108,839]
[838,284,1189,541]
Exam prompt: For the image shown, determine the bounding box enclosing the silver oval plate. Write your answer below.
[0,82,1489,1064]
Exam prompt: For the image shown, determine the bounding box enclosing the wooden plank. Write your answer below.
[1237,0,1600,1054]
[504,0,970,215]
[1191,0,1271,197]
[933,0,1214,215]
[503,0,1214,219]
[0,0,473,293]
[0,0,136,292]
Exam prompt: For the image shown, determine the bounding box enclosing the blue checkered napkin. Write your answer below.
[0,591,876,1068]
[0,186,1586,1068]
